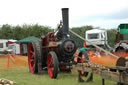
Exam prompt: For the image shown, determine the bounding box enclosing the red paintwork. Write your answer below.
[41,32,58,56]
[8,41,14,44]
[47,53,54,78]
[20,44,22,55]
[41,32,56,47]
[28,42,35,73]
[77,52,87,75]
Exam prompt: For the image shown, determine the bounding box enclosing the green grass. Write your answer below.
[0,67,116,85]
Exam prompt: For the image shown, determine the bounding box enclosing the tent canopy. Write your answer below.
[15,36,40,43]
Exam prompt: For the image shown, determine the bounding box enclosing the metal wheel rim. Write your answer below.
[78,53,87,76]
[28,42,35,73]
[47,53,54,78]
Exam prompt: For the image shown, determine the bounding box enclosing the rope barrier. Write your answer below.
[7,53,15,68]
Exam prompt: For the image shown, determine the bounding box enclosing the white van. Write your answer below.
[85,29,108,48]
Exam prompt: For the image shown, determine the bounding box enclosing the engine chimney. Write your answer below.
[62,8,69,34]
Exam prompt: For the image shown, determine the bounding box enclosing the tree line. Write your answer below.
[0,24,117,47]
[0,24,53,40]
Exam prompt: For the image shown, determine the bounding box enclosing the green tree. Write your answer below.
[0,24,117,48]
[0,24,53,40]
[107,29,117,46]
[70,25,93,47]
[0,24,13,39]
[12,25,26,40]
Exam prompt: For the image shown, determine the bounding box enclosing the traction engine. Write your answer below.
[28,8,77,78]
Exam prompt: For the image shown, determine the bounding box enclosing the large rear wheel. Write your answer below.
[28,40,43,74]
[47,51,59,78]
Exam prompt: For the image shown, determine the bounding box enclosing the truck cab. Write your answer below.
[85,29,108,49]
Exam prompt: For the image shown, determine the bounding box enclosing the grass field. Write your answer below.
[0,67,116,85]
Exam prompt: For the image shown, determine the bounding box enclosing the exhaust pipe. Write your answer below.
[62,8,69,34]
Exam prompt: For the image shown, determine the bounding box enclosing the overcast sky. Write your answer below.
[0,0,128,29]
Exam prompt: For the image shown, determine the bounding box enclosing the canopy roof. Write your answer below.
[16,36,40,43]
[86,29,106,34]
[118,24,128,29]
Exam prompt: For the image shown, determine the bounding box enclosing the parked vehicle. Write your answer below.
[0,39,20,54]
[85,29,108,49]
[0,39,9,53]
[28,8,77,79]
[113,24,128,52]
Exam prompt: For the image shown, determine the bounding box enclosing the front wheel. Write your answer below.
[47,51,59,78]
[78,51,93,82]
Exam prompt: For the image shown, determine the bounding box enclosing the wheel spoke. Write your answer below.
[31,51,35,56]
[49,59,53,67]
[28,42,37,73]
[31,60,34,65]
[30,59,34,63]
[47,52,59,78]
[48,68,53,77]
[32,64,35,69]
[47,54,53,78]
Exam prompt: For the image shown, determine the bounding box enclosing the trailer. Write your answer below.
[73,57,128,85]
[0,39,20,54]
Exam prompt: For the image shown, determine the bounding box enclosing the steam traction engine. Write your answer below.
[28,8,77,78]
